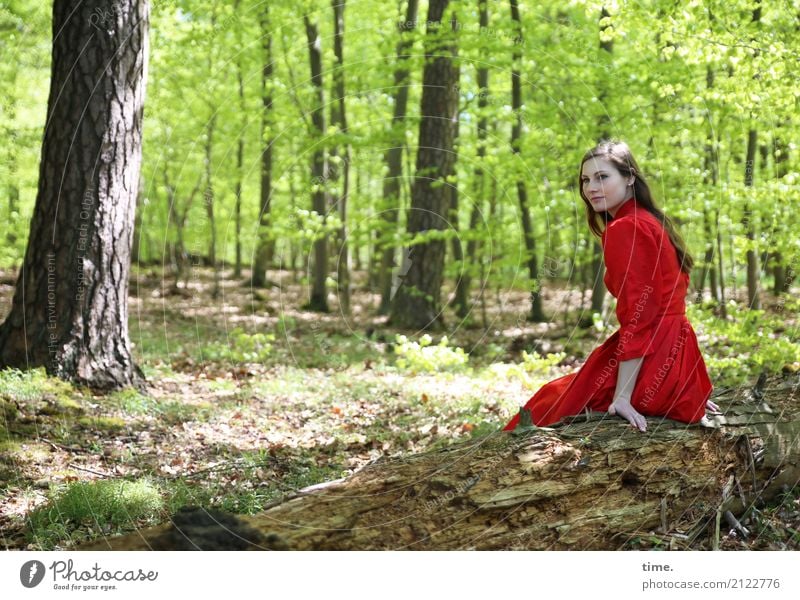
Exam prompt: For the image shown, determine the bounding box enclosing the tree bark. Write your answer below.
[388,0,459,330]
[0,0,148,391]
[85,377,800,550]
[252,6,275,288]
[232,0,245,280]
[743,3,761,310]
[459,0,490,321]
[203,112,220,299]
[510,0,545,323]
[772,121,790,296]
[698,64,723,309]
[582,5,614,328]
[304,15,330,312]
[330,0,351,315]
[377,0,419,315]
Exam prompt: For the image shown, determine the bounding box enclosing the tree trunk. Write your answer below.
[583,5,614,328]
[4,77,20,246]
[85,377,800,550]
[510,0,545,323]
[743,3,761,310]
[330,0,351,315]
[448,102,468,318]
[461,0,490,320]
[233,0,245,280]
[771,121,790,296]
[204,113,220,299]
[388,0,458,330]
[0,0,148,391]
[377,0,419,315]
[696,66,720,305]
[304,15,330,312]
[252,6,274,288]
[743,129,760,310]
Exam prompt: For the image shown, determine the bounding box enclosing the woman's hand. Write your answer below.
[608,396,647,432]
[706,399,721,414]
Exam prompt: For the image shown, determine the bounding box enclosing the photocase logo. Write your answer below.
[20,560,45,588]
[390,246,414,300]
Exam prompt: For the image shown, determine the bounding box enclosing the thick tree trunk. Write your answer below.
[304,15,330,312]
[377,0,419,315]
[0,0,148,391]
[388,0,458,330]
[85,377,800,550]
[252,7,275,288]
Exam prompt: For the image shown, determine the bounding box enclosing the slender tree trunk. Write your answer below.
[252,7,274,288]
[330,0,351,315]
[743,129,760,310]
[743,3,761,310]
[304,15,330,312]
[771,121,790,295]
[378,0,419,315]
[388,0,458,330]
[584,5,614,327]
[232,0,245,279]
[448,105,468,318]
[510,0,545,322]
[204,113,220,299]
[698,65,721,305]
[0,0,149,390]
[461,0,490,318]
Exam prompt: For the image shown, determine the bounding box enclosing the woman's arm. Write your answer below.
[608,356,647,431]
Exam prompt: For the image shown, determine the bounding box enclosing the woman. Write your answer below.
[503,140,716,433]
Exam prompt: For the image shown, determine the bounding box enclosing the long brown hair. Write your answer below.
[579,140,694,274]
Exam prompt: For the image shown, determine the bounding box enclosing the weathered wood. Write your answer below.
[83,377,800,550]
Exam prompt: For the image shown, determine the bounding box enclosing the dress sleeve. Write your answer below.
[602,218,663,361]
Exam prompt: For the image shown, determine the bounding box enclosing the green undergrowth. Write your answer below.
[24,450,345,549]
[689,303,800,387]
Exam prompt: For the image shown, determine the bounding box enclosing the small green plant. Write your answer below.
[27,479,164,548]
[689,303,800,386]
[489,350,567,389]
[200,327,275,363]
[109,388,156,414]
[394,334,469,373]
[0,368,74,403]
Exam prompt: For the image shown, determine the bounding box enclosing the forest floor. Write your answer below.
[0,265,798,551]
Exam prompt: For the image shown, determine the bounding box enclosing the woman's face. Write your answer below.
[580,156,634,216]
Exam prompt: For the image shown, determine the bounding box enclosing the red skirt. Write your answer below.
[502,316,713,430]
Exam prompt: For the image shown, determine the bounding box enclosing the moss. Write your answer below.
[77,416,127,432]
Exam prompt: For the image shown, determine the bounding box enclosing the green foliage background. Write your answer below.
[0,0,797,287]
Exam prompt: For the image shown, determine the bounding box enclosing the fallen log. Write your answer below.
[83,375,800,550]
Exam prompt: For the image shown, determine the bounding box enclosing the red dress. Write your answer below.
[502,197,713,430]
